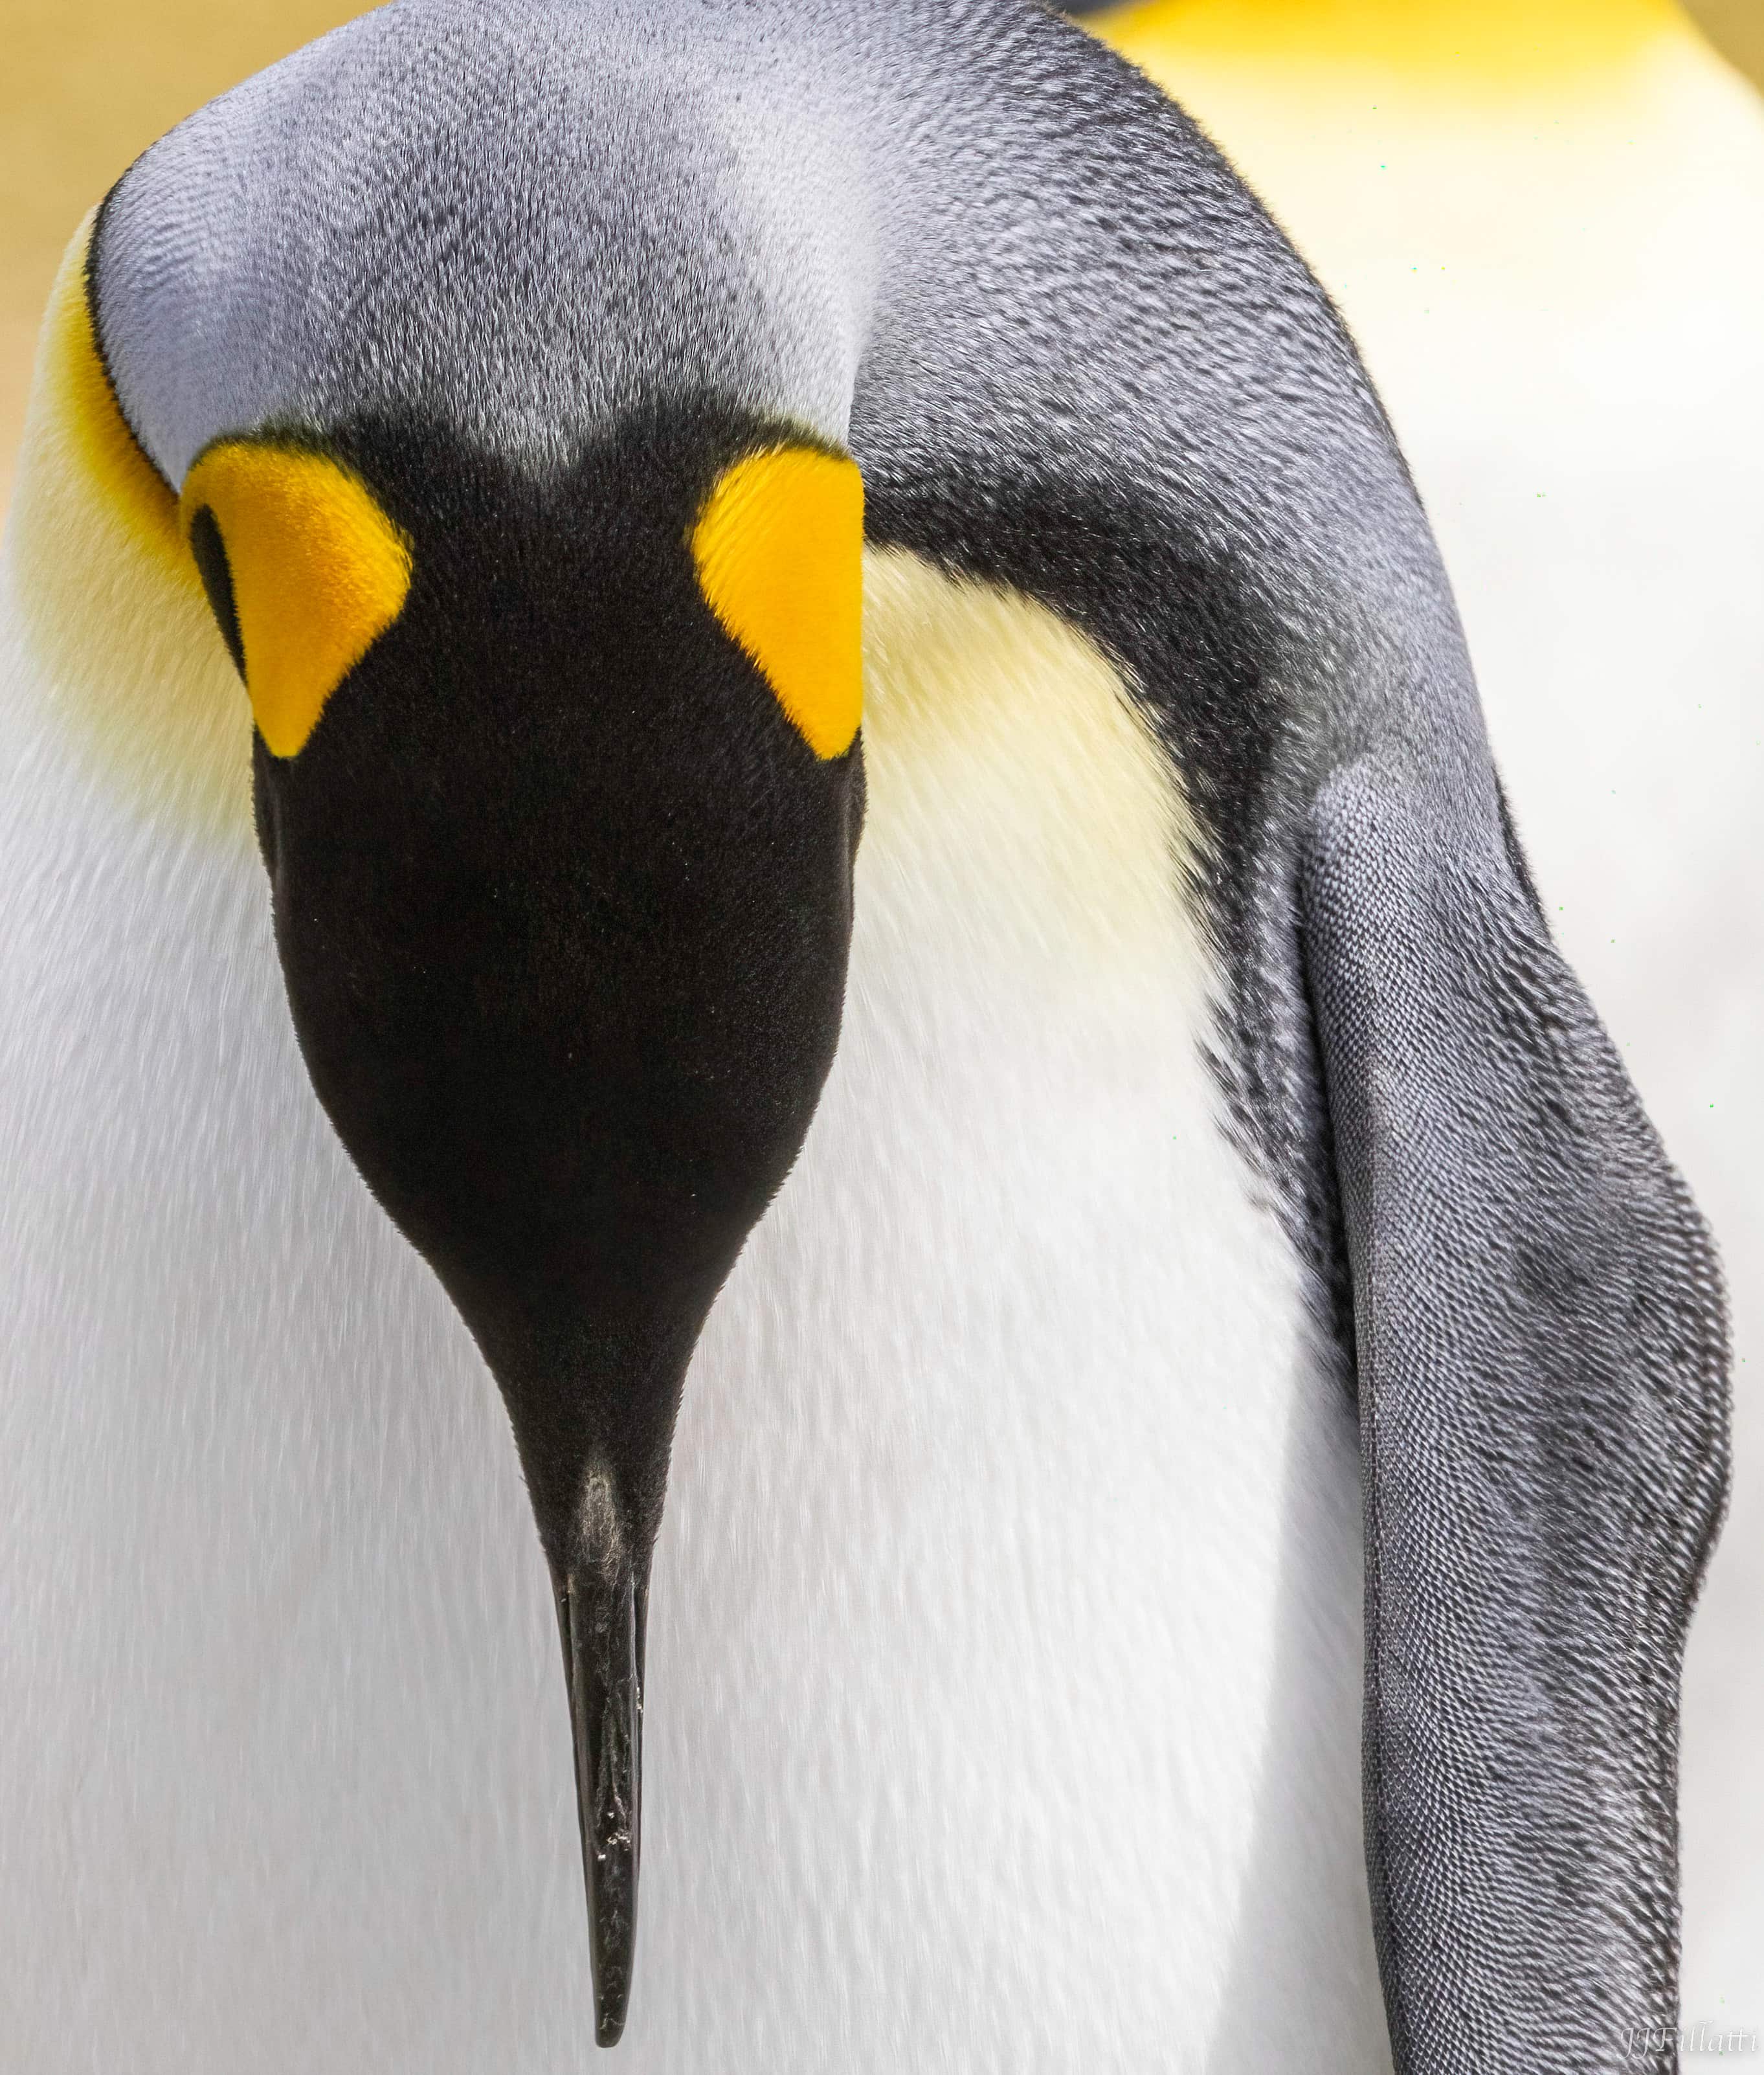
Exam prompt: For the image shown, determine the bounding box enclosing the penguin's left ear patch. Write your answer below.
[689,446,864,760]
[179,443,413,759]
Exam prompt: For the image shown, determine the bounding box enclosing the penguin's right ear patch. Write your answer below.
[689,447,864,760]
[179,443,414,759]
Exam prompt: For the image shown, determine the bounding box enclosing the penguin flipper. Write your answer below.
[1301,759,1728,2074]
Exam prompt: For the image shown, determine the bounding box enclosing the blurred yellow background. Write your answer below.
[2,0,362,506]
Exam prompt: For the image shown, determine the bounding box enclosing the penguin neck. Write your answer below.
[0,495,1390,2072]
[638,544,1389,2063]
[857,543,1201,982]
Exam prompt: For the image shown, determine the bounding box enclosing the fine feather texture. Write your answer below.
[0,544,1389,2068]
[1305,764,1727,2068]
[1,0,1732,2063]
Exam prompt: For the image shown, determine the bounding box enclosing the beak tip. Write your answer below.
[556,1521,645,2049]
[584,1815,640,2048]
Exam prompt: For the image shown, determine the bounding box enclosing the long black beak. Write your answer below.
[552,1512,646,2047]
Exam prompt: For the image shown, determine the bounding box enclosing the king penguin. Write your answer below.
[0,1,1732,2069]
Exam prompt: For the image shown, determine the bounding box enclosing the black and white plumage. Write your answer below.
[0,1,1732,2067]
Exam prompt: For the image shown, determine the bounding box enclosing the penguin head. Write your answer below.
[54,20,875,2036]
[183,406,867,2024]
[199,414,864,1452]
[183,409,866,2034]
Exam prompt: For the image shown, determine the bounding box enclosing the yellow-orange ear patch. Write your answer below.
[179,443,413,759]
[689,447,864,760]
